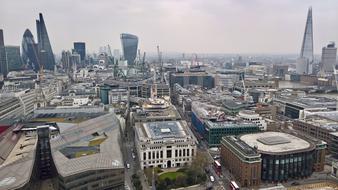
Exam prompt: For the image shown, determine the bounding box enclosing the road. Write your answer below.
[122,116,150,190]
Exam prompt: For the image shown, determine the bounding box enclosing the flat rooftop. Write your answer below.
[240,132,314,154]
[136,120,191,141]
[205,120,258,129]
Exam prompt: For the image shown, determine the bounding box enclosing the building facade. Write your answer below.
[22,29,40,72]
[296,7,314,75]
[221,132,326,187]
[238,110,267,131]
[135,120,196,169]
[0,29,8,78]
[120,33,138,66]
[320,42,337,73]
[220,136,261,188]
[36,13,55,70]
[5,45,23,71]
[73,42,86,61]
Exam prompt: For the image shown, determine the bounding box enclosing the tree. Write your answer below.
[175,175,187,187]
[191,150,209,171]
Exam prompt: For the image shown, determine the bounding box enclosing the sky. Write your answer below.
[1,0,338,55]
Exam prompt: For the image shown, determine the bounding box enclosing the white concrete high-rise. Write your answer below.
[296,7,314,75]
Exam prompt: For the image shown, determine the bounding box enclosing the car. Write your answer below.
[213,155,220,160]
[210,176,215,182]
[291,182,300,186]
[126,163,130,169]
[132,153,136,159]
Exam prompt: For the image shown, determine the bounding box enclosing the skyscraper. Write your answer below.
[22,29,40,72]
[296,7,314,75]
[0,29,8,78]
[120,33,138,66]
[5,46,23,71]
[73,42,86,61]
[36,13,55,70]
[320,42,337,73]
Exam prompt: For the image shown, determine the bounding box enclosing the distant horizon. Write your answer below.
[1,0,338,55]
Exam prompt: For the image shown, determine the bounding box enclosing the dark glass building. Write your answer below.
[36,13,55,70]
[73,42,86,61]
[169,71,215,89]
[5,46,23,71]
[0,29,8,78]
[120,33,138,66]
[22,29,40,72]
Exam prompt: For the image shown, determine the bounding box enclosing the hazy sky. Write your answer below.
[1,0,338,55]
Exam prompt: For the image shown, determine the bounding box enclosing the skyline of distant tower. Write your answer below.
[296,7,314,75]
[73,42,86,61]
[0,29,8,78]
[36,13,55,70]
[320,42,337,73]
[120,33,138,66]
[22,29,40,72]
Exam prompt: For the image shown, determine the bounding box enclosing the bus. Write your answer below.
[213,160,221,175]
[230,181,240,190]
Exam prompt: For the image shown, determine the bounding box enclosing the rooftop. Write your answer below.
[136,120,192,141]
[205,120,258,129]
[222,136,260,157]
[240,132,314,154]
[51,113,124,177]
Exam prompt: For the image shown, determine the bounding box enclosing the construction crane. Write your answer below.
[141,52,146,77]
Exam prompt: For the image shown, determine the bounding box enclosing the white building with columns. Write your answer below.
[135,120,196,169]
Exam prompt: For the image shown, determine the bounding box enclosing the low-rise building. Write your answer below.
[220,132,326,187]
[205,120,260,147]
[238,110,267,131]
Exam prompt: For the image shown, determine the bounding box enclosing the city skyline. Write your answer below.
[1,0,338,55]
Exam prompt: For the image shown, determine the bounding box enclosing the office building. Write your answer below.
[169,71,215,89]
[0,113,125,190]
[22,29,40,72]
[220,136,261,188]
[0,29,8,78]
[274,95,337,119]
[73,42,86,61]
[221,132,326,187]
[204,120,260,147]
[120,33,138,65]
[293,113,338,158]
[320,42,337,73]
[238,110,267,130]
[108,88,129,104]
[5,46,23,71]
[0,97,23,120]
[131,98,181,126]
[36,13,55,70]
[296,7,314,74]
[135,120,196,169]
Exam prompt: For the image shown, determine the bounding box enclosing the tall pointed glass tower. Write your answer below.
[296,7,314,75]
[36,13,55,70]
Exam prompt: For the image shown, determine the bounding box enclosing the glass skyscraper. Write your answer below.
[0,29,8,78]
[22,29,40,72]
[120,33,138,66]
[297,7,314,75]
[73,42,86,61]
[36,13,55,70]
[5,46,23,71]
